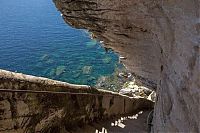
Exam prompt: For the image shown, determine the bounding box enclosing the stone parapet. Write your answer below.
[0,69,153,133]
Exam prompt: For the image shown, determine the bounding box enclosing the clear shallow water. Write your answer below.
[0,0,121,85]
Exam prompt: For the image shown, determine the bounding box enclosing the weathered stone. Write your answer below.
[53,0,200,132]
[0,119,15,131]
[138,86,152,96]
[16,101,29,116]
[0,100,11,119]
[119,85,153,99]
[0,69,154,132]
[148,91,156,102]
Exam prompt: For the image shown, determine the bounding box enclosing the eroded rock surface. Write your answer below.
[53,0,200,132]
[0,69,153,133]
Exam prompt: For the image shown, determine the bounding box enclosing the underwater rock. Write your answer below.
[102,57,112,64]
[40,54,50,61]
[100,51,106,55]
[95,67,130,91]
[35,62,43,68]
[87,76,96,83]
[95,76,107,87]
[82,66,92,74]
[86,40,97,48]
[40,54,54,65]
[49,68,56,77]
[73,72,81,78]
[56,66,66,76]
[45,59,54,64]
[43,68,51,75]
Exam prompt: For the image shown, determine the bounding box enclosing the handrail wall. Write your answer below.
[0,69,153,132]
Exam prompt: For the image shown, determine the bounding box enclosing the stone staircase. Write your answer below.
[0,69,153,133]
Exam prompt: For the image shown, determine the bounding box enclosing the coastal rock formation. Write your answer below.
[53,0,200,132]
[119,81,155,99]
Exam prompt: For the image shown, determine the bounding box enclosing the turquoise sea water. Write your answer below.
[0,0,120,85]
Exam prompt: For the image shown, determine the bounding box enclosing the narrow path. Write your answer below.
[70,110,151,133]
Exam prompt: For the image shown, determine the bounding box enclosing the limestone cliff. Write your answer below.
[53,0,200,132]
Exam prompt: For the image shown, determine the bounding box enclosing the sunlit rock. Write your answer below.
[138,86,152,96]
[147,91,156,102]
[120,81,154,99]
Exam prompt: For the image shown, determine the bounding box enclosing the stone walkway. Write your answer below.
[69,110,151,133]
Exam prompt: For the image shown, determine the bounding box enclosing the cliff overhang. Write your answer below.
[53,0,200,132]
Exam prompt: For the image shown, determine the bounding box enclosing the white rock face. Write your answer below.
[53,0,200,132]
[148,91,156,102]
[119,82,155,99]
